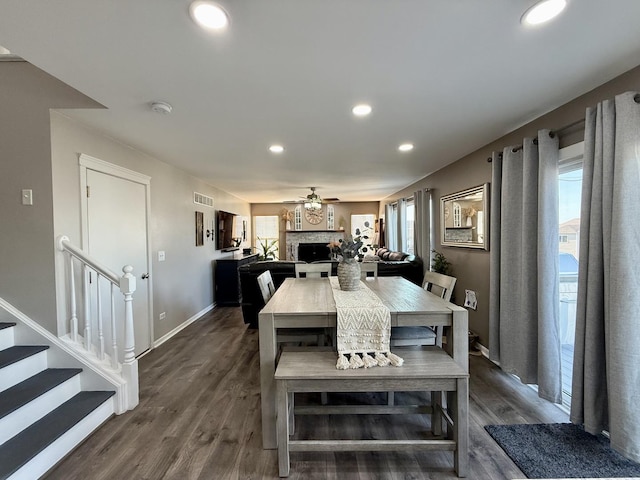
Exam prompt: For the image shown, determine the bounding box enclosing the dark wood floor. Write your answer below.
[46,306,568,480]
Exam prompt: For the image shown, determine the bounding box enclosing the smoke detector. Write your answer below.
[150,101,173,114]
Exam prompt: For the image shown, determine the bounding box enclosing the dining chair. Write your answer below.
[294,263,333,278]
[388,271,457,409]
[360,262,378,279]
[257,270,327,347]
[390,270,457,347]
[259,269,330,405]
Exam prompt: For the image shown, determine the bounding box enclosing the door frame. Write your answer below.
[78,153,154,355]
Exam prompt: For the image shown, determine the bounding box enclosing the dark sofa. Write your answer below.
[238,251,423,328]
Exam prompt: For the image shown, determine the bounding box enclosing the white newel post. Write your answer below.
[119,265,139,410]
[68,257,78,343]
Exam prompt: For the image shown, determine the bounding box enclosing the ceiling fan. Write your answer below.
[283,187,340,208]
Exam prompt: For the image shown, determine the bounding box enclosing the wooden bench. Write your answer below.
[274,348,469,477]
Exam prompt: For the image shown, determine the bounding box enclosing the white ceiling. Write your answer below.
[2,1,640,203]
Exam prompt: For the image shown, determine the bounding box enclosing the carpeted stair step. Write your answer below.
[0,345,49,369]
[0,345,49,392]
[0,390,116,479]
[0,368,84,445]
[0,368,83,420]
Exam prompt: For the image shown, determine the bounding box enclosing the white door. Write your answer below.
[83,163,152,357]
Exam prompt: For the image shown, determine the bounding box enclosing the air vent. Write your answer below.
[193,192,213,207]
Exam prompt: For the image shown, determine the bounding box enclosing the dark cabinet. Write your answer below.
[215,253,259,306]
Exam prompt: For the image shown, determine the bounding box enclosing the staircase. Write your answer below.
[0,322,116,480]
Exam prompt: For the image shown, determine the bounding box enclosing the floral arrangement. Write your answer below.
[462,206,477,218]
[328,223,371,260]
[280,208,293,222]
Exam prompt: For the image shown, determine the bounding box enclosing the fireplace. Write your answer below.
[285,230,344,261]
[298,243,331,263]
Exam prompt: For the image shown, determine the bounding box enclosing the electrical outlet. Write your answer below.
[464,290,477,310]
[159,312,166,321]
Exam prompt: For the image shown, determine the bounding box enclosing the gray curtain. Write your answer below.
[570,91,640,462]
[385,203,396,251]
[489,129,562,403]
[397,197,406,252]
[413,188,431,269]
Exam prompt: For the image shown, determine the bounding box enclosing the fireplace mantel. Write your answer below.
[285,230,343,233]
[285,230,345,261]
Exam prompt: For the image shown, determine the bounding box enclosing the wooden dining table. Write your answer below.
[258,275,469,449]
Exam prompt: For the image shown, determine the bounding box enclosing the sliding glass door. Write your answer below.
[558,142,584,403]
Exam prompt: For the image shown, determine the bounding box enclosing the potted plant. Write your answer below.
[431,249,452,275]
[257,237,278,261]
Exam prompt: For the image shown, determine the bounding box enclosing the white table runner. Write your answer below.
[329,277,403,369]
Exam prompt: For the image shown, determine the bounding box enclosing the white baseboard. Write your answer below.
[152,303,215,349]
[476,342,490,359]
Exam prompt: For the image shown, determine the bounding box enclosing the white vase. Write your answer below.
[466,216,473,227]
[286,220,291,230]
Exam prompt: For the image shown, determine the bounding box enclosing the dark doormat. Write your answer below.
[484,423,640,479]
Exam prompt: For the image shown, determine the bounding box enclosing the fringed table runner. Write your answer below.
[329,277,403,369]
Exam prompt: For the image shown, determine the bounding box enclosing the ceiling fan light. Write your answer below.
[304,188,322,210]
[521,0,567,26]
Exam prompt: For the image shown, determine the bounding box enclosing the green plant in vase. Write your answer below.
[257,237,278,261]
[431,249,452,275]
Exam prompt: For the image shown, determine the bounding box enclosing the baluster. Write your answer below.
[97,274,105,361]
[68,255,78,343]
[82,264,92,351]
[110,283,118,369]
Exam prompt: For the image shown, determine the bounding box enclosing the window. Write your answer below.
[327,204,335,230]
[294,205,302,231]
[405,198,415,254]
[558,141,584,405]
[386,204,398,251]
[385,197,415,253]
[453,203,462,228]
[254,215,279,259]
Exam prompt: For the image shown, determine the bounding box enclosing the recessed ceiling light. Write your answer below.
[398,143,414,152]
[190,1,229,30]
[521,0,567,26]
[269,145,284,153]
[352,104,372,117]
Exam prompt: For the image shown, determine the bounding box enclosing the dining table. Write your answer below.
[258,275,469,449]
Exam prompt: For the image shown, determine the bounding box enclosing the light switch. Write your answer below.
[158,250,166,262]
[21,189,33,206]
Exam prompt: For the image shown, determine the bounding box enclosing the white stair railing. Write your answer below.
[56,235,139,411]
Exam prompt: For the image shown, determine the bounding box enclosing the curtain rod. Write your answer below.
[486,118,586,162]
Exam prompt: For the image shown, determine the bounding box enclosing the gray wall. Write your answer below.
[50,112,250,341]
[383,64,640,348]
[0,61,101,331]
[1,60,250,342]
